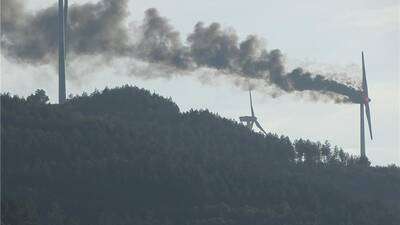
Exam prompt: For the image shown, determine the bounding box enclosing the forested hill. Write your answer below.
[2,86,400,225]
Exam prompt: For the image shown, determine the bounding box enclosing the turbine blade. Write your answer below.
[255,121,267,136]
[362,52,372,140]
[362,52,369,97]
[249,90,255,117]
[365,102,373,140]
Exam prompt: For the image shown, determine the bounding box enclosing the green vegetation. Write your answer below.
[2,86,400,225]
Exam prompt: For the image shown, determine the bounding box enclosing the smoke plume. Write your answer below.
[135,8,191,69]
[1,0,363,103]
[1,0,130,63]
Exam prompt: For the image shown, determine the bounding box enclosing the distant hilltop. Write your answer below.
[2,86,400,225]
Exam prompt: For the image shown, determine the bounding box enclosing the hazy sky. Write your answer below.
[1,0,399,165]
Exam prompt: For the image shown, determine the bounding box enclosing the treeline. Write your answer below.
[2,86,400,225]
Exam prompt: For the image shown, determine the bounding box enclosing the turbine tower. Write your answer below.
[239,90,268,135]
[58,0,68,104]
[360,52,373,159]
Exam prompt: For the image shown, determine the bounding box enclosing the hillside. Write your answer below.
[2,86,400,225]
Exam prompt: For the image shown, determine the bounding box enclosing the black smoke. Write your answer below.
[135,8,191,69]
[1,0,130,63]
[0,0,363,103]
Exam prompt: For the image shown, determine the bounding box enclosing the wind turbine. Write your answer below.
[239,90,268,135]
[360,51,373,159]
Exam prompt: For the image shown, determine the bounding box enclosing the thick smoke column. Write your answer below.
[136,8,191,69]
[2,0,59,63]
[1,0,363,103]
[185,23,361,102]
[1,0,130,63]
[187,23,285,80]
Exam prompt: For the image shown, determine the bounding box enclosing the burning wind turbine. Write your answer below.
[2,1,366,105]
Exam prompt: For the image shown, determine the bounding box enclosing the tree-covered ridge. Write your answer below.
[2,86,400,225]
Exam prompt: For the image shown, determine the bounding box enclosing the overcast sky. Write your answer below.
[1,0,399,165]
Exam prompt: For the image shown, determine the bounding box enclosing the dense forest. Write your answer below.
[2,86,400,225]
